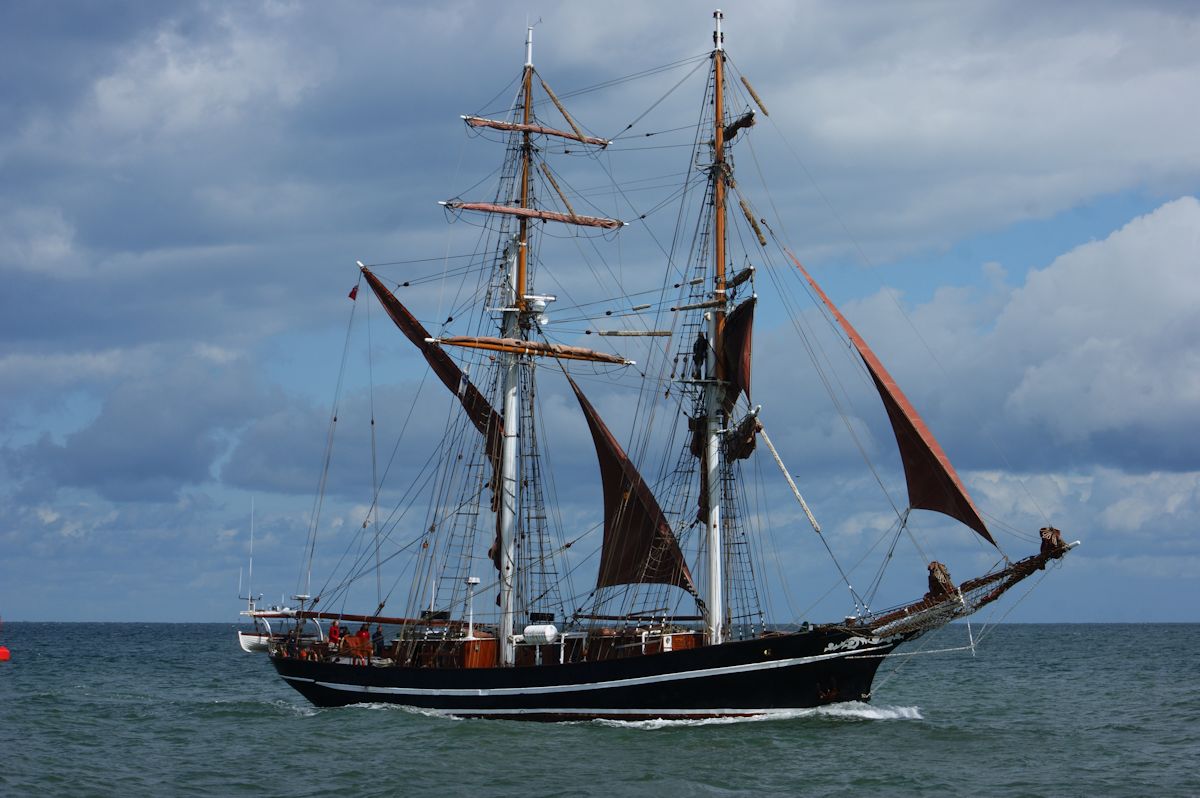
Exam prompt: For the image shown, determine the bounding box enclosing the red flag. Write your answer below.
[348,285,358,300]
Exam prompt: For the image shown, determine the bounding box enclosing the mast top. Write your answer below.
[525,24,534,67]
[713,9,724,52]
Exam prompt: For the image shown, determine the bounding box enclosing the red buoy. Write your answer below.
[0,646,10,662]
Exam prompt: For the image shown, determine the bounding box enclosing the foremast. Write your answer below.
[703,9,728,646]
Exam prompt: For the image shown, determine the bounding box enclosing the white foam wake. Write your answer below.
[337,700,922,726]
[812,701,922,721]
[345,701,458,719]
[591,702,922,729]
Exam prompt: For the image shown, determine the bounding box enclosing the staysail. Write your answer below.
[361,268,505,472]
[566,375,697,594]
[783,250,996,546]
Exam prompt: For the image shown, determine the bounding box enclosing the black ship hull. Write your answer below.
[271,627,909,721]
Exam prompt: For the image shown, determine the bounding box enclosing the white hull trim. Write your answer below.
[423,706,793,717]
[281,644,890,698]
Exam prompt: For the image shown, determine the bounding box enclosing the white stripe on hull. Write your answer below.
[281,643,889,698]
[424,706,789,718]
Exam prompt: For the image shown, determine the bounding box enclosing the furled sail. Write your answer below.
[441,201,624,230]
[721,296,755,414]
[361,268,504,472]
[724,413,760,462]
[462,116,610,147]
[783,251,996,547]
[434,336,633,365]
[566,375,697,594]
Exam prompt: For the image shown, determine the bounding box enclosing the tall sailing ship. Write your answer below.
[262,12,1076,720]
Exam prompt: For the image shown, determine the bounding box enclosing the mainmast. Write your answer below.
[704,9,727,646]
[497,24,537,667]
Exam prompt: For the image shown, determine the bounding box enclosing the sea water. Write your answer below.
[0,623,1196,797]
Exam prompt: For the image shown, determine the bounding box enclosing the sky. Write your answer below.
[1,1,1198,623]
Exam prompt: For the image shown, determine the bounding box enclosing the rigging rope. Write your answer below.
[365,285,383,606]
[730,53,1048,544]
[299,285,360,600]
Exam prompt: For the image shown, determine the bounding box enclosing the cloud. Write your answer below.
[9,345,277,502]
[831,196,1200,475]
[1,2,1198,621]
[717,2,1200,262]
[6,2,1199,362]
[725,194,1200,618]
[0,205,77,274]
[89,15,321,139]
[0,348,126,395]
[996,197,1200,455]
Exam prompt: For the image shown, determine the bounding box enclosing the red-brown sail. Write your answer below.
[783,250,996,547]
[362,268,504,472]
[566,375,697,593]
[721,297,755,414]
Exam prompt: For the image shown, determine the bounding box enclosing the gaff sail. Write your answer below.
[566,375,697,594]
[783,250,996,547]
